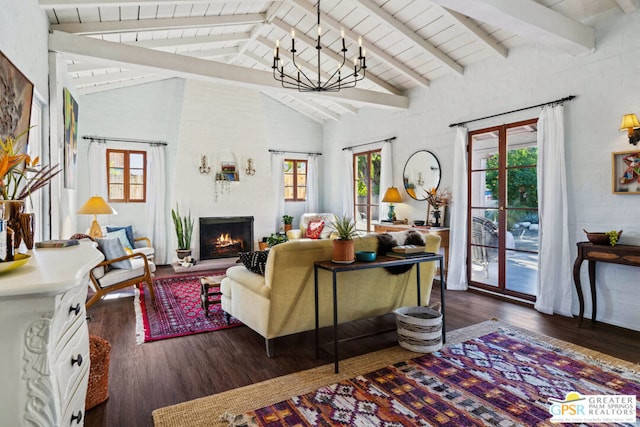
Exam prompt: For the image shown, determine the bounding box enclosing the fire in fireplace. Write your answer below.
[199,216,254,260]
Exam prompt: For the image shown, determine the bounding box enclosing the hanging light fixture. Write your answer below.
[272,0,366,92]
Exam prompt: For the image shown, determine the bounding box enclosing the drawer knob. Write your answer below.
[69,303,81,316]
[71,410,83,424]
[71,354,83,367]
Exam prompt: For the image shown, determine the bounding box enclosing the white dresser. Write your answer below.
[0,241,103,427]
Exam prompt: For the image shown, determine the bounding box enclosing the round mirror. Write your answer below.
[402,150,441,200]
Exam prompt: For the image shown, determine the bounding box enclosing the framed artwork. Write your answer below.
[426,204,447,227]
[63,88,79,189]
[0,50,34,141]
[612,150,640,194]
[221,162,236,173]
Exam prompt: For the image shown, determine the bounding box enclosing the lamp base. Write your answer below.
[387,204,396,221]
[88,219,104,239]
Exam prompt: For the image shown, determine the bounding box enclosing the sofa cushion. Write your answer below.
[105,228,133,251]
[106,225,135,248]
[96,237,132,270]
[97,259,155,288]
[305,220,325,239]
[238,250,269,275]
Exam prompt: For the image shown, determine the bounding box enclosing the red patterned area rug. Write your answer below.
[224,328,640,426]
[135,271,241,344]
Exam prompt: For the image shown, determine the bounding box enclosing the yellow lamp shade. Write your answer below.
[382,187,403,203]
[619,114,640,132]
[77,196,116,238]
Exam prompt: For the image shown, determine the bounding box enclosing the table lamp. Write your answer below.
[77,196,116,238]
[382,187,403,221]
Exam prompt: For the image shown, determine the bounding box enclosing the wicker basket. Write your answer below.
[393,306,442,353]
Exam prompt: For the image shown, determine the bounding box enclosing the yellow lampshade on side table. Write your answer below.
[77,196,116,239]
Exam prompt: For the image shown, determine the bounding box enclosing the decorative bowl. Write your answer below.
[583,229,622,246]
[0,253,31,274]
[413,220,425,226]
[355,251,377,262]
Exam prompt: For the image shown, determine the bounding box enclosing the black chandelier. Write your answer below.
[272,0,366,92]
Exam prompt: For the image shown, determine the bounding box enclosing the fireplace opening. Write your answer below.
[199,216,254,260]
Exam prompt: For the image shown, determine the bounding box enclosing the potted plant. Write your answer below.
[267,232,287,247]
[282,215,294,232]
[330,214,358,263]
[171,203,194,259]
[258,236,269,251]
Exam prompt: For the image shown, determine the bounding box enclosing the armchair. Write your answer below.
[86,251,156,309]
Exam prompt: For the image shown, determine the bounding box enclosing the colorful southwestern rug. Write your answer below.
[135,271,241,344]
[225,326,640,426]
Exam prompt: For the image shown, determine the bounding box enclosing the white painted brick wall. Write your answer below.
[323,10,640,331]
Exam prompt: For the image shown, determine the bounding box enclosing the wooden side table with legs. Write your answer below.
[200,276,223,316]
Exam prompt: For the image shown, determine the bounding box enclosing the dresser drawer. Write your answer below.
[54,326,89,406]
[62,365,90,427]
[51,282,88,345]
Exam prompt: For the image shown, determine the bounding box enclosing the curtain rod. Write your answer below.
[268,149,322,155]
[82,135,168,146]
[342,136,396,151]
[448,95,576,128]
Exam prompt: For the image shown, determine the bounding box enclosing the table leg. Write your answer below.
[439,258,446,344]
[572,256,585,327]
[416,262,421,306]
[314,266,319,359]
[332,271,339,374]
[588,260,597,324]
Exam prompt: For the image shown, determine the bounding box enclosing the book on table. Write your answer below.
[386,251,437,259]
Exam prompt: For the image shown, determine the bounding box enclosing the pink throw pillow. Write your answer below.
[305,220,325,239]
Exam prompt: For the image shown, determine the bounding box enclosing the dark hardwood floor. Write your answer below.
[85,265,640,427]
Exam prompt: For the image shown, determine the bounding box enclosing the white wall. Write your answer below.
[323,10,640,331]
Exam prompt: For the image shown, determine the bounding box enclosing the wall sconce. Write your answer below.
[245,158,256,176]
[199,155,211,174]
[619,114,640,145]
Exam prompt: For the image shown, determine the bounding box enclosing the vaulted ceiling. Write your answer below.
[42,0,636,123]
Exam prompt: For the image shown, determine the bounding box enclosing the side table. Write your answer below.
[314,253,445,373]
[200,276,222,316]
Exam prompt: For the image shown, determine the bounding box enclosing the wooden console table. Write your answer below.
[373,224,450,273]
[573,242,640,326]
[314,253,445,373]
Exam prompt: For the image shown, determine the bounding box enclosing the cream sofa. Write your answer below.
[221,231,441,356]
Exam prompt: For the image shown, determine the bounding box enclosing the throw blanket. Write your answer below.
[375,231,425,275]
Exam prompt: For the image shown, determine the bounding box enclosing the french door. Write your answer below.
[468,119,539,300]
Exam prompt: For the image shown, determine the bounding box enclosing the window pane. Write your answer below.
[130,168,144,184]
[297,187,306,200]
[283,161,293,173]
[110,168,124,184]
[284,174,294,186]
[297,175,306,186]
[109,152,125,168]
[109,184,124,200]
[129,184,144,200]
[130,153,145,169]
[297,161,306,174]
[284,187,294,199]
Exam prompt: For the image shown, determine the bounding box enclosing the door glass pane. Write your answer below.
[470,208,499,287]
[506,167,538,209]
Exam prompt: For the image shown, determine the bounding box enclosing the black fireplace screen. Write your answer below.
[199,216,254,260]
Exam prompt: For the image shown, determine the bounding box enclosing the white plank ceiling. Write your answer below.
[42,0,635,123]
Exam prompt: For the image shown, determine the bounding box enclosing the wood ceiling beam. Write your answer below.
[440,7,507,58]
[50,30,409,109]
[40,0,234,9]
[131,33,250,49]
[78,76,171,95]
[615,0,638,13]
[271,18,402,96]
[51,14,265,35]
[289,0,429,88]
[350,0,463,75]
[429,0,595,54]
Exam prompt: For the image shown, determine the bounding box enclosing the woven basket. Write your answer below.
[393,306,442,353]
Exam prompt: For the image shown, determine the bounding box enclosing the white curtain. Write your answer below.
[378,141,393,221]
[305,154,319,212]
[271,152,286,231]
[446,127,469,290]
[87,142,107,198]
[145,145,167,264]
[535,105,573,316]
[340,148,354,215]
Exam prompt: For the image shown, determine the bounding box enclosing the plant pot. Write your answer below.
[258,241,269,251]
[284,224,292,232]
[332,239,355,263]
[176,249,192,259]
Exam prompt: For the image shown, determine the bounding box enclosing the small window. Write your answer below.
[107,149,146,203]
[284,159,307,202]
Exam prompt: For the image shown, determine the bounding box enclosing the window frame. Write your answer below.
[284,158,308,202]
[106,148,147,203]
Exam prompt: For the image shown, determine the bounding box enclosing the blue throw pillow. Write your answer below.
[106,225,135,248]
[106,228,134,251]
[96,237,132,270]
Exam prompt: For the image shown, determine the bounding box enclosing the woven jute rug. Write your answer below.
[152,319,639,427]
